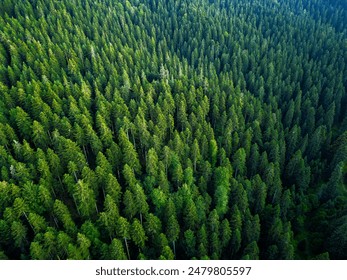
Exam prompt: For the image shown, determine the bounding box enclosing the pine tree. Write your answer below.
[131,219,147,249]
[166,215,180,258]
[109,238,127,260]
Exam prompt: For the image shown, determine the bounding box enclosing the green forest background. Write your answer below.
[0,0,346,260]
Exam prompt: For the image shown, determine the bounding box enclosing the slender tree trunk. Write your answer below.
[102,186,106,199]
[72,194,80,215]
[124,237,130,260]
[172,241,176,259]
[23,211,35,233]
[58,175,63,188]
[82,145,88,160]
[131,130,136,150]
[73,171,78,182]
[50,185,57,198]
[48,130,53,143]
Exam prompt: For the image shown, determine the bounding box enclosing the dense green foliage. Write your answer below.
[0,0,346,260]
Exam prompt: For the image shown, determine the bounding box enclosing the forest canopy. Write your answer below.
[0,0,346,260]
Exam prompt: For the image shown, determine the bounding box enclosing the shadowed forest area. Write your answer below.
[0,0,346,260]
